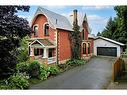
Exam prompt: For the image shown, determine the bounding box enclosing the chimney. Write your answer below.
[73,9,78,25]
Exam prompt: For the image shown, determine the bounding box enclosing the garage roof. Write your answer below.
[95,36,125,46]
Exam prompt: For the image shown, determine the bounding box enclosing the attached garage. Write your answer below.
[94,36,124,57]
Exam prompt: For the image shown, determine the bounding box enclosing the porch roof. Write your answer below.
[29,39,56,48]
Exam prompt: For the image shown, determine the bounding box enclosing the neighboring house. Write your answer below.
[94,36,124,57]
[29,7,94,64]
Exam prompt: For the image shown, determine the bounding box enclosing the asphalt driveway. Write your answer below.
[30,56,116,89]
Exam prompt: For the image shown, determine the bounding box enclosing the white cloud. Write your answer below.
[44,6,66,10]
[62,12,109,35]
[87,15,107,23]
[82,6,112,10]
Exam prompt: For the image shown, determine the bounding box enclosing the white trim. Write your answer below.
[33,24,39,30]
[29,39,44,47]
[48,56,56,64]
[43,22,49,36]
[29,39,56,49]
[95,36,124,46]
[30,8,56,29]
[33,24,39,36]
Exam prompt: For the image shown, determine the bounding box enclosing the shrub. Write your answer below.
[48,65,60,75]
[66,60,75,66]
[28,60,40,78]
[17,37,29,63]
[16,62,29,74]
[39,64,50,80]
[58,63,68,70]
[8,73,29,89]
[0,80,11,89]
[76,59,86,65]
[0,85,10,89]
[66,59,86,66]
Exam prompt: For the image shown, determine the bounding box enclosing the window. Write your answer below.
[34,48,39,56]
[48,49,53,57]
[83,43,86,54]
[88,43,90,54]
[44,23,49,36]
[82,29,85,40]
[34,48,44,56]
[33,25,38,36]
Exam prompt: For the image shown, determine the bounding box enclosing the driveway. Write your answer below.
[30,56,116,89]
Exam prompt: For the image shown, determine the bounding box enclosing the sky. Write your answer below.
[17,6,116,35]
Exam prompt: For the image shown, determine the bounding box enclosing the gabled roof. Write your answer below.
[37,39,54,46]
[31,7,73,31]
[78,14,91,33]
[95,36,125,46]
[29,38,56,48]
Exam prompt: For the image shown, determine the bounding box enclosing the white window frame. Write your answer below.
[33,24,39,36]
[43,22,49,36]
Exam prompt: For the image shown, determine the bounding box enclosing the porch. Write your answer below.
[29,39,56,64]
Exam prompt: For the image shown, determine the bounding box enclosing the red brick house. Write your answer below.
[29,7,94,64]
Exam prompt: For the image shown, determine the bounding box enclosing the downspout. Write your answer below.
[56,29,59,65]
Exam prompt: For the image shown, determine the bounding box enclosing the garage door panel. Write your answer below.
[97,47,117,57]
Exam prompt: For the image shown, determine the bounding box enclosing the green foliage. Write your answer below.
[39,64,50,80]
[16,62,29,74]
[0,80,11,89]
[97,32,101,36]
[66,59,86,66]
[101,6,127,45]
[69,15,82,59]
[8,73,29,89]
[101,17,117,39]
[0,6,31,79]
[28,60,40,78]
[0,84,10,89]
[17,36,30,62]
[58,64,68,71]
[48,65,60,75]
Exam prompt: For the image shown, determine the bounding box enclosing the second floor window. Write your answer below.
[44,23,49,36]
[33,25,38,36]
[82,29,85,40]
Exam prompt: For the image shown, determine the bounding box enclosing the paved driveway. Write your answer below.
[30,56,116,89]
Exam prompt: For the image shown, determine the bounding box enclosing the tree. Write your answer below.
[0,6,31,79]
[101,17,117,39]
[69,14,82,59]
[16,36,30,62]
[97,32,101,36]
[114,6,127,44]
[101,6,127,45]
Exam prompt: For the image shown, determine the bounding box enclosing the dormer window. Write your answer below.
[33,25,38,36]
[44,23,49,36]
